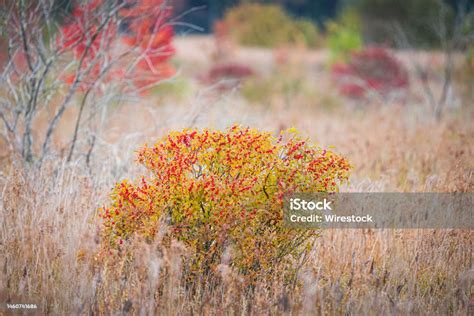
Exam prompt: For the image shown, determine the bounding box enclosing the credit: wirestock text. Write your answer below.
[288,198,373,223]
[284,193,473,229]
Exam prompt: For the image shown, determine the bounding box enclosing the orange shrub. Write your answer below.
[100,126,351,279]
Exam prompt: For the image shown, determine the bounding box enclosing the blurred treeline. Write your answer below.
[2,0,472,48]
[172,0,470,46]
[172,0,340,32]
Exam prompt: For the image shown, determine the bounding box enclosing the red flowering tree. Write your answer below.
[0,0,175,163]
[57,0,175,91]
[57,0,117,88]
[119,0,175,89]
[331,47,409,99]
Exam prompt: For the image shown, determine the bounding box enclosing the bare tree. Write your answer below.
[394,0,473,119]
[0,0,176,167]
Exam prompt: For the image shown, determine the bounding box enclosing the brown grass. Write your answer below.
[0,37,473,314]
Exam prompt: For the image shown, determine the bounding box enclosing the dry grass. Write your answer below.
[0,37,473,314]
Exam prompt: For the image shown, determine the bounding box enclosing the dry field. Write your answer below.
[0,36,473,315]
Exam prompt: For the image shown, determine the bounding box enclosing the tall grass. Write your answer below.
[1,103,472,314]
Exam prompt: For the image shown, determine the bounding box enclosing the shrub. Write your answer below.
[200,62,255,90]
[219,3,319,48]
[292,19,321,48]
[100,126,351,282]
[326,9,363,63]
[331,47,409,99]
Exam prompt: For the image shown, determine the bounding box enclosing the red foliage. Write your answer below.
[58,0,116,87]
[57,0,175,91]
[332,47,409,99]
[120,0,175,89]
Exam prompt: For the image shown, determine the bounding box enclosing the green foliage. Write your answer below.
[292,19,321,48]
[326,9,363,63]
[221,3,320,48]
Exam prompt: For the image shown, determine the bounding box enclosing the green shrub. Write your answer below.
[220,3,319,48]
[326,9,363,63]
[292,19,321,48]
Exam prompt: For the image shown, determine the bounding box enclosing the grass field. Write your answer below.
[0,36,473,315]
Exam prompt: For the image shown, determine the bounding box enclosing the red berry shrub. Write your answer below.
[332,47,409,99]
[100,126,351,281]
